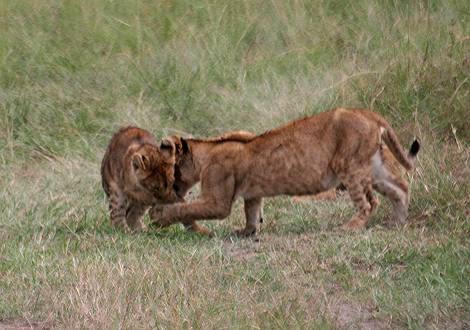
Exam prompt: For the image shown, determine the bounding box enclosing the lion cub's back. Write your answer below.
[101,126,157,197]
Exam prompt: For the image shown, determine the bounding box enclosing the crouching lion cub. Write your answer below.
[101,126,181,232]
[158,130,258,236]
[151,108,420,235]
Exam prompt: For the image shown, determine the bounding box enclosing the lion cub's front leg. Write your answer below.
[126,203,148,232]
[234,197,263,237]
[150,199,232,228]
[108,189,130,232]
[151,165,235,232]
[148,205,213,236]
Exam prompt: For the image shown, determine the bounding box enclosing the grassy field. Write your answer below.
[1,0,469,328]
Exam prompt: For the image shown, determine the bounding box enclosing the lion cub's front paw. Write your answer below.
[130,223,148,233]
[233,226,257,237]
[149,206,172,229]
[112,221,131,233]
[340,217,367,231]
[184,221,214,237]
[150,219,171,230]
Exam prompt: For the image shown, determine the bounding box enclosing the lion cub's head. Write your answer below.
[165,131,257,200]
[163,136,198,199]
[130,139,180,203]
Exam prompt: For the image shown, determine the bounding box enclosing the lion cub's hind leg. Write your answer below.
[234,197,263,237]
[373,181,409,225]
[126,203,148,232]
[108,189,130,232]
[371,150,410,225]
[339,169,373,230]
[372,172,409,225]
[365,182,379,214]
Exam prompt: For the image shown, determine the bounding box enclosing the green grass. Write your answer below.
[1,0,469,328]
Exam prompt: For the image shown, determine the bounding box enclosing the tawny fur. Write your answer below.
[101,126,180,231]
[292,187,343,202]
[151,108,419,235]
[293,145,407,209]
[155,130,257,236]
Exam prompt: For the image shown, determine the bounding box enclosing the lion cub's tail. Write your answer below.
[381,126,420,171]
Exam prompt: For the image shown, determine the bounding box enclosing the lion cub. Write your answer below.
[161,130,258,236]
[151,108,419,235]
[100,126,179,231]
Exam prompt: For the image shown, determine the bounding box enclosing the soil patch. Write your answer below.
[0,319,49,330]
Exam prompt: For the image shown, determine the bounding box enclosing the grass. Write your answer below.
[0,0,469,328]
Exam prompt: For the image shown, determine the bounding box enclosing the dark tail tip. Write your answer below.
[409,139,420,156]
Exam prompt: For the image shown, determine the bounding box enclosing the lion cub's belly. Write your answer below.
[239,169,337,199]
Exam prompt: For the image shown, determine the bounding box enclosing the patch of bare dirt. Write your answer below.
[222,236,261,261]
[328,299,388,330]
[0,319,49,330]
[304,283,390,329]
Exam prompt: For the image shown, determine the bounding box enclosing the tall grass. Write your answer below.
[0,0,469,328]
[1,0,468,162]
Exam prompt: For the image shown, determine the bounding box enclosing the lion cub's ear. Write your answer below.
[160,138,176,159]
[165,136,188,155]
[132,153,149,171]
[180,138,189,154]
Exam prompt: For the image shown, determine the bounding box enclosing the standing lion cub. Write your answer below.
[151,108,420,235]
[100,126,179,231]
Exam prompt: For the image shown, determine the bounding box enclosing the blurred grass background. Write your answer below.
[0,0,469,328]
